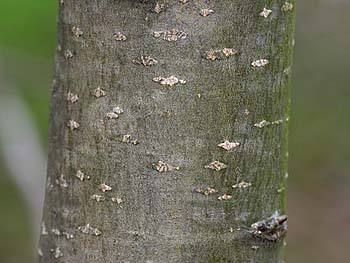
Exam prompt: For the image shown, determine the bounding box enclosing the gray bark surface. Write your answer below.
[39,0,295,262]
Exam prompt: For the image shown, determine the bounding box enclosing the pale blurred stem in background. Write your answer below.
[0,61,46,243]
[39,1,295,262]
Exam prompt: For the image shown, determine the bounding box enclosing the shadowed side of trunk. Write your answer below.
[39,0,295,262]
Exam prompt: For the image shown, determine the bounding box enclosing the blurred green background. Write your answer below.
[0,0,349,262]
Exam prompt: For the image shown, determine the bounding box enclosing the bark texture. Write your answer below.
[39,0,295,262]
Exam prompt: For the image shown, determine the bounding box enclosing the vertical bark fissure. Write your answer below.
[39,0,295,262]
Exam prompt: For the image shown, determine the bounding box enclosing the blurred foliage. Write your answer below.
[0,0,57,146]
[0,0,349,262]
[287,1,350,262]
[0,160,33,263]
[1,52,53,145]
[0,0,57,58]
[290,0,350,189]
[0,1,57,262]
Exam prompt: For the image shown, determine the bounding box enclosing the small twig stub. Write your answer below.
[205,161,228,171]
[249,212,288,241]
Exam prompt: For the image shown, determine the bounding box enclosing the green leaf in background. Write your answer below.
[0,0,57,58]
[0,2,57,262]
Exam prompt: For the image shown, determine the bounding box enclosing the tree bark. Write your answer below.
[39,0,295,262]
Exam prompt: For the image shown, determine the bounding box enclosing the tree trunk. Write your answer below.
[39,0,295,262]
